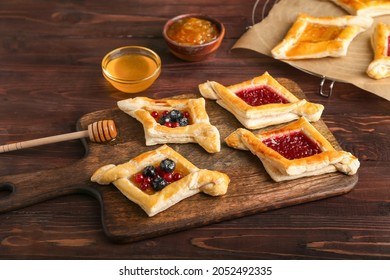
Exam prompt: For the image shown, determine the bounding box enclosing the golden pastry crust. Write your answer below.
[329,0,390,17]
[198,72,324,129]
[225,118,360,182]
[91,145,230,217]
[367,22,390,80]
[271,13,373,60]
[117,97,220,153]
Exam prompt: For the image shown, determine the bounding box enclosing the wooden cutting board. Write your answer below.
[0,78,358,243]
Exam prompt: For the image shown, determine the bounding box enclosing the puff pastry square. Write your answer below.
[91,145,230,217]
[271,13,373,60]
[225,117,360,182]
[367,22,390,80]
[329,0,390,17]
[198,72,324,129]
[117,97,220,153]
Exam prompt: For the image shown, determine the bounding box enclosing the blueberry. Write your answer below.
[169,110,182,122]
[158,115,171,125]
[160,158,176,173]
[142,166,156,178]
[152,176,168,191]
[178,117,189,126]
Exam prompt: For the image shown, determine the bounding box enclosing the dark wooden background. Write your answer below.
[0,0,389,259]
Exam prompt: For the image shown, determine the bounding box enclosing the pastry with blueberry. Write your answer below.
[117,96,220,153]
[91,145,230,216]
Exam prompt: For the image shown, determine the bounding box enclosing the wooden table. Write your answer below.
[1,0,389,259]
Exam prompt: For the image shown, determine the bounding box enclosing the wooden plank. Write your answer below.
[0,78,358,243]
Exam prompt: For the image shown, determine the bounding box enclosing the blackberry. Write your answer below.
[160,158,176,173]
[142,166,156,178]
[152,176,168,191]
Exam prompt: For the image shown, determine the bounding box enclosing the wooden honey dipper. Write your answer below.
[0,120,117,153]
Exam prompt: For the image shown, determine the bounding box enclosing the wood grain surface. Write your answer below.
[0,0,389,259]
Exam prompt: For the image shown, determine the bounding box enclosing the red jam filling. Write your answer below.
[150,109,191,128]
[132,158,185,194]
[235,86,290,106]
[387,36,390,56]
[262,131,322,160]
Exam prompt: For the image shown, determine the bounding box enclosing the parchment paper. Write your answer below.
[232,0,390,101]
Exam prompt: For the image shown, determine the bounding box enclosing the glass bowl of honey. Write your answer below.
[101,46,161,93]
[163,14,225,61]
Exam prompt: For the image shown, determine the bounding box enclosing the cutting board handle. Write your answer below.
[0,161,96,213]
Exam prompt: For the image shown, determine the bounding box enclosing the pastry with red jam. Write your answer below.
[198,72,324,129]
[91,145,230,217]
[225,117,360,182]
[367,22,390,80]
[117,96,220,153]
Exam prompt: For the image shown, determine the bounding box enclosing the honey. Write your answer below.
[102,46,161,93]
[106,54,157,81]
[167,17,218,45]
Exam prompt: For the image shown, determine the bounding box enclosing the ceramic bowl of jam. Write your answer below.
[163,14,225,61]
[101,46,161,93]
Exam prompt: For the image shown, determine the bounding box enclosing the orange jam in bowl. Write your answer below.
[163,14,225,61]
[167,17,219,45]
[102,46,161,93]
